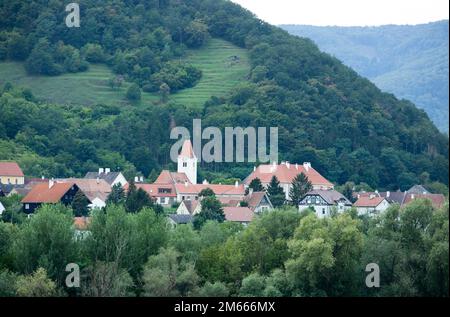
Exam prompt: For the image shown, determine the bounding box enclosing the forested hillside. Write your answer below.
[0,0,448,191]
[280,21,449,132]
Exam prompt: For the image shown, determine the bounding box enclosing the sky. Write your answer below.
[230,0,449,26]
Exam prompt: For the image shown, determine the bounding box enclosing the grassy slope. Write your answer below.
[0,38,250,109]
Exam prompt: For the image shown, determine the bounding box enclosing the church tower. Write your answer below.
[178,140,197,184]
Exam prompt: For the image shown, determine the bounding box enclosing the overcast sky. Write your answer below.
[230,0,449,26]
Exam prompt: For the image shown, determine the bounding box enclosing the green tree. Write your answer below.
[199,188,215,198]
[239,272,266,297]
[193,196,225,230]
[71,190,90,217]
[0,270,17,297]
[198,281,229,297]
[107,183,126,205]
[159,82,170,103]
[15,268,57,297]
[267,176,285,207]
[289,173,312,206]
[142,247,199,297]
[248,177,264,192]
[126,83,141,102]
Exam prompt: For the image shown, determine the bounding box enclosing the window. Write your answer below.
[25,204,30,210]
[322,208,326,215]
[183,162,187,167]
[158,188,171,194]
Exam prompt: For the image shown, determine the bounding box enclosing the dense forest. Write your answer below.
[0,197,448,297]
[280,21,449,132]
[0,0,448,192]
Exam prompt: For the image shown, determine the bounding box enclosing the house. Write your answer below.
[244,161,334,201]
[0,162,25,185]
[84,168,128,187]
[57,178,111,209]
[0,201,5,215]
[175,182,246,202]
[177,200,201,215]
[402,193,446,209]
[168,214,193,227]
[407,185,430,195]
[243,191,273,213]
[21,180,85,213]
[354,195,391,216]
[0,184,15,197]
[123,183,177,207]
[223,206,254,225]
[154,170,191,185]
[299,189,352,218]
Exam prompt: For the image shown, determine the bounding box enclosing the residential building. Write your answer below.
[407,185,430,195]
[84,168,128,187]
[354,196,391,216]
[21,180,85,213]
[0,162,25,185]
[168,214,193,227]
[175,182,246,202]
[402,193,446,209]
[177,200,201,215]
[57,178,112,209]
[223,206,254,225]
[123,183,177,207]
[244,161,334,201]
[243,191,273,213]
[299,189,352,218]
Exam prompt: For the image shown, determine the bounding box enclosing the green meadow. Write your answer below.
[0,38,250,110]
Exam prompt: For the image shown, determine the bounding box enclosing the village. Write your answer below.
[0,140,446,231]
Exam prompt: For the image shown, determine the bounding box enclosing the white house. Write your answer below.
[176,200,202,215]
[354,196,391,216]
[84,168,128,187]
[299,189,353,218]
[244,162,334,201]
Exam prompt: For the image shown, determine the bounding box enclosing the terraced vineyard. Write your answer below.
[0,38,250,109]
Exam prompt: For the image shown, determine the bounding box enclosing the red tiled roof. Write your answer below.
[0,162,24,177]
[354,196,386,207]
[244,162,333,187]
[403,194,446,209]
[22,182,76,203]
[244,192,268,210]
[218,197,241,207]
[124,183,177,197]
[223,207,254,223]
[154,170,190,184]
[180,140,196,158]
[74,217,91,230]
[175,183,246,196]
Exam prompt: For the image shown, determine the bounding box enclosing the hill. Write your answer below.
[0,0,448,191]
[280,21,449,132]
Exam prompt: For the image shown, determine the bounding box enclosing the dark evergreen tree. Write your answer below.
[249,178,264,192]
[71,191,90,217]
[289,173,312,206]
[107,184,126,206]
[193,196,225,230]
[267,176,285,208]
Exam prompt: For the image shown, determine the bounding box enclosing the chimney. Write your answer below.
[134,176,139,183]
[41,175,45,180]
[235,181,239,188]
[253,166,256,172]
[49,178,55,189]
[387,191,390,198]
[140,176,144,182]
[249,188,254,195]
[303,162,311,172]
[184,181,189,187]
[295,163,298,170]
[98,168,104,174]
[286,162,290,169]
[96,177,100,184]
[104,168,111,174]
[203,179,209,185]
[369,194,376,199]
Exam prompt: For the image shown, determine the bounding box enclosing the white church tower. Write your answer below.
[178,140,197,184]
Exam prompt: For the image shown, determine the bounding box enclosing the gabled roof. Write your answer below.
[403,193,446,209]
[180,200,200,214]
[84,171,123,185]
[58,178,112,202]
[244,162,333,187]
[154,170,190,185]
[123,183,177,197]
[175,183,246,196]
[407,185,430,195]
[168,214,193,225]
[218,197,241,207]
[303,189,352,206]
[179,140,196,159]
[0,162,24,177]
[244,191,273,210]
[354,196,387,208]
[22,182,78,203]
[223,207,254,223]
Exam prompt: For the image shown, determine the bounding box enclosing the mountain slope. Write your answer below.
[280,21,449,132]
[0,0,448,191]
